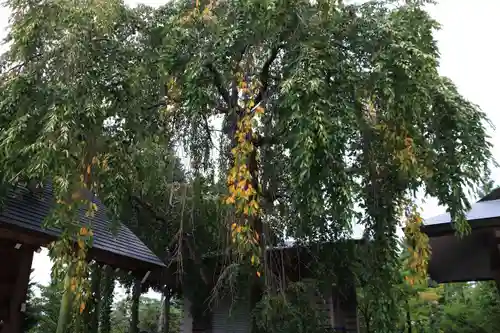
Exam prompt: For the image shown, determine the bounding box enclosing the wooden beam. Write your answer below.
[160,288,171,333]
[0,226,50,247]
[3,248,34,333]
[141,271,151,284]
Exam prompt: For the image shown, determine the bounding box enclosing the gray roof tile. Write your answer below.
[0,183,165,267]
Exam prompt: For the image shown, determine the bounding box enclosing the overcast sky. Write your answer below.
[1,0,499,298]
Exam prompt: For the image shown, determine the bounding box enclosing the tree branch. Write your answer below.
[205,63,231,107]
[184,236,210,285]
[255,44,284,104]
[260,189,290,203]
[253,134,279,147]
[131,195,170,224]
[142,101,167,111]
[231,44,248,106]
[1,53,43,75]
[201,112,215,148]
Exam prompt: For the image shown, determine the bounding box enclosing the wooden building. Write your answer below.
[0,183,166,333]
[180,242,360,333]
[423,187,500,287]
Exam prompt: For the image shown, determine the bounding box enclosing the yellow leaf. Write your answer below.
[86,164,91,175]
[77,240,85,249]
[231,223,237,230]
[250,200,259,210]
[256,271,261,278]
[251,255,255,265]
[80,227,88,236]
[79,302,86,314]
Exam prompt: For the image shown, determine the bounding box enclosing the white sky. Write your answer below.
[0,0,499,298]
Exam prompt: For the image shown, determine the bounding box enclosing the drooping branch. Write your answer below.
[205,63,231,107]
[201,111,215,148]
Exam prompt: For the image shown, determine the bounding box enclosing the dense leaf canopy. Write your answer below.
[0,0,493,331]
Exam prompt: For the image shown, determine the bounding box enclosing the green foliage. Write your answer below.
[1,0,493,330]
[357,242,500,333]
[100,267,115,333]
[28,277,64,333]
[407,282,500,333]
[255,281,331,333]
[24,271,42,333]
[111,296,182,333]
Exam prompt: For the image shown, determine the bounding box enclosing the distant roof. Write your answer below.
[423,189,500,235]
[423,187,500,283]
[478,187,500,202]
[424,199,500,226]
[0,183,165,268]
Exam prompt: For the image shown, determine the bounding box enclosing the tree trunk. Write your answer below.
[129,279,141,333]
[56,264,74,333]
[406,300,412,333]
[249,146,265,333]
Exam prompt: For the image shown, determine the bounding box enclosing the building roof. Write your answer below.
[0,183,165,268]
[424,200,500,228]
[423,187,500,283]
[423,188,500,236]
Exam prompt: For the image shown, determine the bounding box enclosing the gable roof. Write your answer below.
[0,183,165,268]
[423,187,500,236]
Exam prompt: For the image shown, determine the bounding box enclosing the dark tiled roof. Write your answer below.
[0,183,165,268]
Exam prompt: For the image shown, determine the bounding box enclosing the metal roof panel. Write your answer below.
[424,199,500,226]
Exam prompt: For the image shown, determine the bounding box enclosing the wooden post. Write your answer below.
[491,229,500,295]
[129,279,141,333]
[3,247,33,333]
[162,288,171,333]
[183,298,193,333]
[89,264,101,333]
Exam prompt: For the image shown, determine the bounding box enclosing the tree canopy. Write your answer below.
[0,0,493,331]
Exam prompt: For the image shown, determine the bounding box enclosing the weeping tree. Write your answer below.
[0,0,493,332]
[144,0,492,331]
[0,0,171,328]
